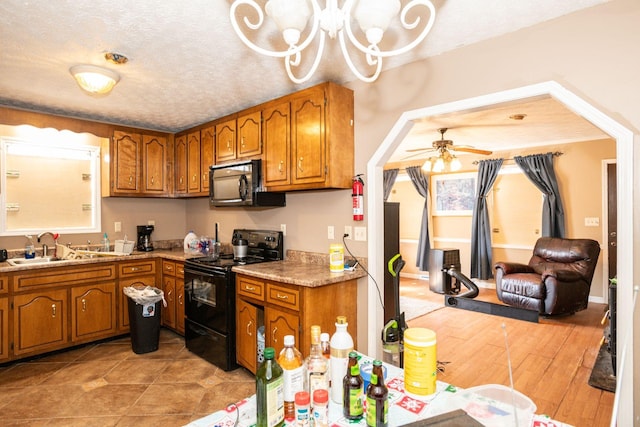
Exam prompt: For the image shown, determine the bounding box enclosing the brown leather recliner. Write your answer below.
[494,237,600,316]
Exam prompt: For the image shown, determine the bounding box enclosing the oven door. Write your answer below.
[184,265,233,334]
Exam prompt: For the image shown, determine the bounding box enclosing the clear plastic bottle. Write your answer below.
[330,316,354,403]
[256,347,285,427]
[278,335,305,420]
[365,360,388,427]
[102,233,110,252]
[304,325,329,407]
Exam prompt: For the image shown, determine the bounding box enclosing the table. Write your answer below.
[186,354,570,427]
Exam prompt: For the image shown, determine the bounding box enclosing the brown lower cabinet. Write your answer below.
[4,257,178,363]
[162,260,185,335]
[236,273,357,374]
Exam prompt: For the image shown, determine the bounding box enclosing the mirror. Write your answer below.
[0,126,103,236]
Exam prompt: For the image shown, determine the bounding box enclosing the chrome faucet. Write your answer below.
[37,232,59,257]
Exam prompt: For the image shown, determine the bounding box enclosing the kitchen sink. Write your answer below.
[7,256,63,266]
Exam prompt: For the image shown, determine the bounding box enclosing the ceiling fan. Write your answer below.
[405,128,493,172]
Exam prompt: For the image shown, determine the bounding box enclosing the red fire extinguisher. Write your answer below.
[352,174,364,221]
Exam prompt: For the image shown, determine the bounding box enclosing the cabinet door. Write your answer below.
[291,91,326,185]
[162,275,176,329]
[176,280,185,335]
[112,131,141,194]
[265,306,299,356]
[142,134,169,194]
[13,290,68,356]
[0,297,8,362]
[187,131,201,193]
[237,298,258,373]
[215,118,237,163]
[71,283,117,342]
[174,134,187,194]
[200,126,215,192]
[263,102,291,188]
[238,111,262,158]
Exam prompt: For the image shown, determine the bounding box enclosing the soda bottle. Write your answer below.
[330,316,354,403]
[343,351,364,420]
[278,335,305,420]
[304,325,329,406]
[365,360,388,427]
[256,347,285,427]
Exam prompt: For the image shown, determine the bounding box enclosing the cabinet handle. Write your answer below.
[151,176,155,185]
[82,299,87,312]
[128,175,133,183]
[178,294,183,306]
[298,157,304,172]
[276,293,288,300]
[227,140,231,150]
[51,303,56,317]
[247,320,253,337]
[272,326,278,343]
[203,173,207,182]
[168,290,173,301]
[192,174,197,182]
[241,136,245,148]
[245,285,256,291]
[278,160,283,173]
[131,267,139,272]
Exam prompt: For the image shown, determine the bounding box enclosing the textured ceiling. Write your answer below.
[0,0,607,133]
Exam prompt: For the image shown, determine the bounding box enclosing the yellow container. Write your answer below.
[403,327,437,399]
[329,244,344,272]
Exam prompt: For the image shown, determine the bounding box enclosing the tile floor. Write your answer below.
[0,329,255,426]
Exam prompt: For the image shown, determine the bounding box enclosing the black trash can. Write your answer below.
[125,287,164,354]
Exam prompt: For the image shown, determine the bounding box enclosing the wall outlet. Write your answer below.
[344,226,352,239]
[585,217,600,227]
[280,224,286,236]
[148,220,155,226]
[114,221,122,233]
[354,226,367,241]
[328,225,335,239]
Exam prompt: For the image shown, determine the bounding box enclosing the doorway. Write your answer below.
[365,81,634,405]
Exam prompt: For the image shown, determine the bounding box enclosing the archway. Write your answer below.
[365,80,634,417]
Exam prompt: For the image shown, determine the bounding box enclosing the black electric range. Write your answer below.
[183,229,283,370]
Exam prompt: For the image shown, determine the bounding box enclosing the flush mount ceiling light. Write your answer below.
[230,0,436,84]
[69,64,120,95]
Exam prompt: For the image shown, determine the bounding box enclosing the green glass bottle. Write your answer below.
[365,360,388,427]
[343,351,364,420]
[256,347,285,427]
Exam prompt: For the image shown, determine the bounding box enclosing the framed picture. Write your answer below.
[432,172,477,216]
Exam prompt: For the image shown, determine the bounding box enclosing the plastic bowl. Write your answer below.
[452,384,536,427]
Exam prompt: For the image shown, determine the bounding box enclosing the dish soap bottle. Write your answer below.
[102,233,110,252]
[25,235,35,259]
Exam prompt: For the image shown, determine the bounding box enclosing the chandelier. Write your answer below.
[229,0,436,84]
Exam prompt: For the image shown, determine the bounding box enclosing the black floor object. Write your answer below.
[588,343,616,393]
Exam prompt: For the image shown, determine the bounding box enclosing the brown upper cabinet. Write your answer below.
[263,82,354,191]
[110,129,170,196]
[200,126,215,193]
[238,110,262,158]
[174,134,187,194]
[215,118,237,163]
[187,131,201,194]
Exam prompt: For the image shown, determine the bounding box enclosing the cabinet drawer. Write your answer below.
[176,262,184,278]
[237,276,265,301]
[119,260,156,276]
[14,264,116,292]
[0,276,6,294]
[266,283,300,311]
[162,260,176,275]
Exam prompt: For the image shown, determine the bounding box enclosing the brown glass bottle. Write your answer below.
[365,360,388,427]
[343,351,364,420]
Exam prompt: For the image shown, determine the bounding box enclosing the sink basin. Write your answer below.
[7,256,62,266]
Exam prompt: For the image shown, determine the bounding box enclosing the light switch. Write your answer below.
[114,222,122,232]
[585,217,600,227]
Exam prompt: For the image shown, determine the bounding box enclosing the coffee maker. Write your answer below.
[137,225,154,252]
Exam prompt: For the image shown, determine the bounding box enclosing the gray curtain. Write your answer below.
[470,159,503,279]
[514,153,566,238]
[406,166,431,271]
[383,169,399,202]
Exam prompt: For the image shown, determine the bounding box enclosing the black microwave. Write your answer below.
[209,159,285,207]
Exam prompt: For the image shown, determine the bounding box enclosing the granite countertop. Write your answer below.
[232,250,367,287]
[0,248,192,273]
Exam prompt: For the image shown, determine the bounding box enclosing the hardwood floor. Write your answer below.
[400,277,615,427]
